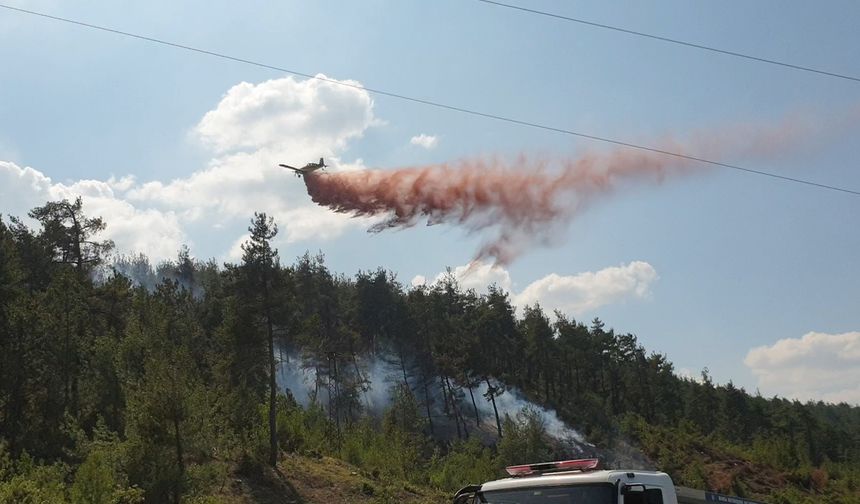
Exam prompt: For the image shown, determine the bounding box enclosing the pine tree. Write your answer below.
[28,197,113,273]
[241,213,282,467]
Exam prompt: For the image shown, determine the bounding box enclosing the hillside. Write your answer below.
[195,453,445,504]
[1,201,859,503]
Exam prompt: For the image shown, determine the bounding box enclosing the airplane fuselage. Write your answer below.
[279,158,327,177]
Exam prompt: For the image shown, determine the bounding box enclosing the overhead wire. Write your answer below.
[0,2,858,196]
[474,0,860,84]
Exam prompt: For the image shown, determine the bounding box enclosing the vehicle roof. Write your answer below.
[479,469,673,492]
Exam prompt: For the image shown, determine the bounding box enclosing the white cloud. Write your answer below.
[514,261,657,315]
[417,260,657,316]
[745,331,860,405]
[126,75,380,244]
[1,74,381,262]
[410,133,438,149]
[432,262,513,293]
[279,205,375,244]
[1,162,185,262]
[196,74,375,154]
[0,161,54,212]
[226,233,250,262]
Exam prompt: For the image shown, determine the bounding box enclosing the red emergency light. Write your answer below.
[505,458,600,477]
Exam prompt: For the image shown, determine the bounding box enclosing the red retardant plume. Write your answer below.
[301,113,824,265]
[302,148,694,265]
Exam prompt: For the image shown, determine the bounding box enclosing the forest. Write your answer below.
[1,198,858,503]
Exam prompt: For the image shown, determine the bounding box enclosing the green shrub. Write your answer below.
[428,439,497,492]
[496,407,552,468]
[277,400,331,455]
[0,457,68,504]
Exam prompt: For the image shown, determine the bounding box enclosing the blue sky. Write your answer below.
[1,0,859,403]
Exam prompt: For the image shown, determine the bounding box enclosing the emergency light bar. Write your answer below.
[505,458,600,477]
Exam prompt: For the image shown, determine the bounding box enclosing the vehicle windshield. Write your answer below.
[478,484,614,504]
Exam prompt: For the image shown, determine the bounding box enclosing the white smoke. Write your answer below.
[362,356,401,411]
[275,348,404,412]
[275,347,589,445]
[276,349,317,407]
[473,381,588,444]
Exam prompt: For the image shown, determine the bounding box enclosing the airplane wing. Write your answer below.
[279,164,301,172]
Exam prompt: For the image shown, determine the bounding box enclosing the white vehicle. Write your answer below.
[453,459,766,504]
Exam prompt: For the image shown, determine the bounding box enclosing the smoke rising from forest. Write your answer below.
[276,347,586,440]
[274,347,655,468]
[302,116,818,265]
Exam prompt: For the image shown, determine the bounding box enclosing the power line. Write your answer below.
[475,0,860,84]
[1,3,858,197]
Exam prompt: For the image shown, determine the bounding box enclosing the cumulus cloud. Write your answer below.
[1,161,185,262]
[431,262,513,293]
[279,205,375,244]
[196,75,376,153]
[416,260,657,316]
[514,261,657,314]
[126,75,380,245]
[745,331,860,405]
[410,133,438,149]
[1,74,381,261]
[226,233,251,262]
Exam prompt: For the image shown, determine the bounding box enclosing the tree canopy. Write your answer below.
[0,200,858,503]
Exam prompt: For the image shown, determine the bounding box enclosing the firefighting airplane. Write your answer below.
[279,158,327,177]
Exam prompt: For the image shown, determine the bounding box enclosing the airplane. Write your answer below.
[279,158,327,177]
